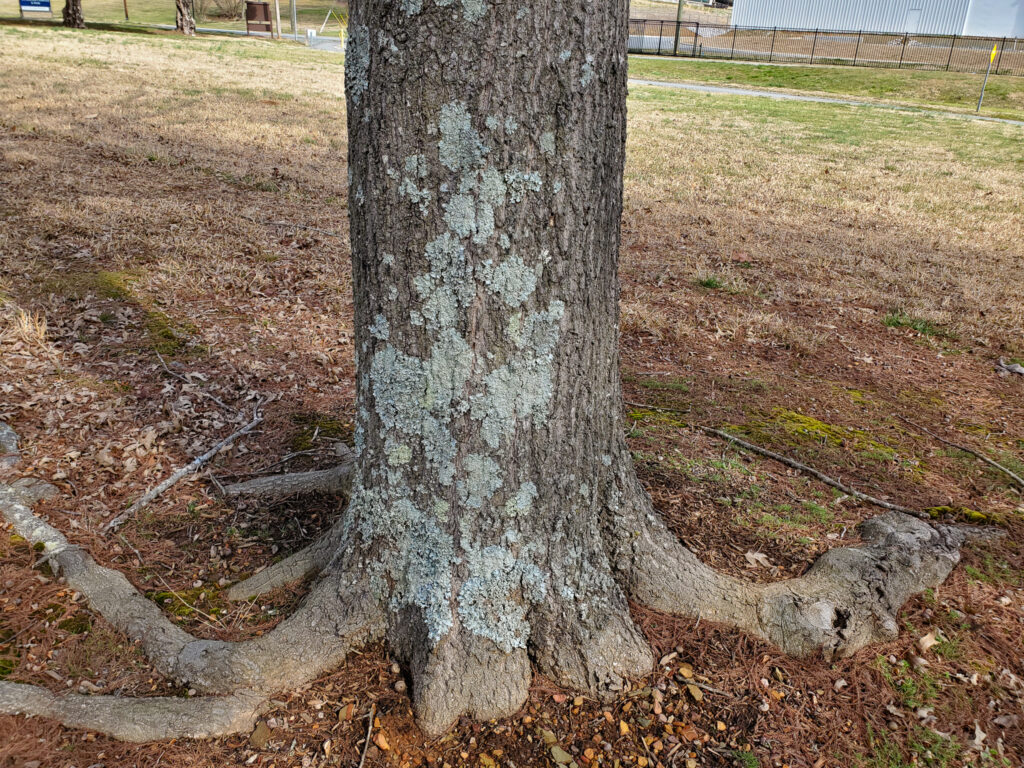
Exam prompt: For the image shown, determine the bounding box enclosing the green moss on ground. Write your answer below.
[43,270,136,300]
[290,412,354,451]
[731,408,898,462]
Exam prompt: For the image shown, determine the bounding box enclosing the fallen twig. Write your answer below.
[358,702,376,768]
[625,401,929,520]
[896,415,1023,490]
[105,415,263,532]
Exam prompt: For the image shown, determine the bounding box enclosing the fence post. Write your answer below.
[898,34,907,68]
[692,22,699,57]
[853,30,861,65]
[730,24,737,59]
[995,37,1006,72]
[945,35,956,70]
[809,29,818,65]
[659,21,665,54]
[769,27,777,62]
[673,0,684,56]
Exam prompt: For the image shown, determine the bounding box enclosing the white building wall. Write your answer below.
[731,0,976,35]
[963,0,1024,36]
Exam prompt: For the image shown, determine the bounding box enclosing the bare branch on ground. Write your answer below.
[105,414,263,532]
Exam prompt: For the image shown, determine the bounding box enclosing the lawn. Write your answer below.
[1,24,1022,768]
[629,56,1024,120]
[0,0,348,34]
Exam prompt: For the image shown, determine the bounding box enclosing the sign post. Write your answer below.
[19,0,52,17]
[976,44,997,112]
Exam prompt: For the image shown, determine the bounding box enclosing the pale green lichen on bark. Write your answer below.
[469,301,566,448]
[353,97,585,656]
[504,482,537,518]
[479,255,540,307]
[580,55,596,87]
[398,154,432,214]
[438,102,487,172]
[456,453,503,509]
[539,131,556,155]
[345,24,370,105]
[457,545,546,652]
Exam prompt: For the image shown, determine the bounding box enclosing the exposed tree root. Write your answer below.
[393,626,532,738]
[0,423,383,740]
[220,457,354,503]
[1,482,383,694]
[227,516,348,600]
[0,683,263,742]
[0,421,978,741]
[610,476,966,659]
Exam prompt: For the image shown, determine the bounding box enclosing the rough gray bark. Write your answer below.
[176,0,196,35]
[62,0,84,28]
[343,0,653,735]
[0,0,973,743]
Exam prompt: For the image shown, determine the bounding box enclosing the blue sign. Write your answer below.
[21,0,52,11]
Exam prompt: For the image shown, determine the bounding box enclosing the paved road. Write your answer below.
[628,78,1024,127]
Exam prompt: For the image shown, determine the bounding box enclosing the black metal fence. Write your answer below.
[628,20,1024,77]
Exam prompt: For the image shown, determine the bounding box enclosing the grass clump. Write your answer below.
[876,657,940,710]
[883,310,951,338]
[697,275,723,290]
[730,749,759,768]
[859,723,961,768]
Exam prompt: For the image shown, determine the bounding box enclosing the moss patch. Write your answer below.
[924,505,994,524]
[143,310,201,356]
[290,412,353,451]
[43,270,136,301]
[58,615,92,634]
[732,408,898,462]
[146,586,227,619]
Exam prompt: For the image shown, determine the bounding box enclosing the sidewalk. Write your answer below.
[628,78,1024,127]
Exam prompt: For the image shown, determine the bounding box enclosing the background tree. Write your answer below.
[62,0,84,28]
[0,0,967,741]
[176,0,196,35]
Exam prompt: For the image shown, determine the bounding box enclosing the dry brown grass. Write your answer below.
[1,24,1023,768]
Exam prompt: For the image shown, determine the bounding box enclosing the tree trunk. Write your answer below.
[62,0,84,28]
[344,0,653,735]
[176,0,196,35]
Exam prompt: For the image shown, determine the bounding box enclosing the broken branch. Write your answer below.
[105,415,263,532]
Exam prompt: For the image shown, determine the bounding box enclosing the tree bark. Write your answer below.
[176,0,196,35]
[62,0,84,28]
[344,0,651,735]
